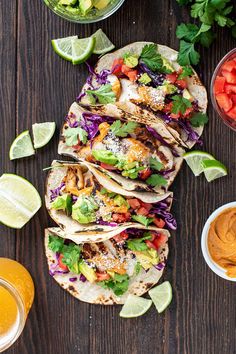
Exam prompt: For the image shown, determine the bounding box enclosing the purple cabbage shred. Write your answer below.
[97,220,118,227]
[50,182,65,202]
[69,277,77,282]
[154,262,165,271]
[80,274,87,282]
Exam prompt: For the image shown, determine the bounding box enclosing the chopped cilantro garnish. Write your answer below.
[171,95,192,115]
[150,157,164,171]
[178,66,194,79]
[177,40,200,66]
[99,274,129,296]
[127,234,152,251]
[64,127,88,146]
[190,112,208,127]
[140,44,171,73]
[110,120,138,137]
[48,235,64,253]
[132,215,154,227]
[86,84,116,104]
[146,174,168,188]
[61,243,81,274]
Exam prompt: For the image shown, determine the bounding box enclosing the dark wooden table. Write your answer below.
[1,1,236,353]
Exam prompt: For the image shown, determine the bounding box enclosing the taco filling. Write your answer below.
[49,164,176,229]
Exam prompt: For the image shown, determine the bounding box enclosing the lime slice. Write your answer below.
[9,131,35,160]
[72,37,95,65]
[148,281,172,314]
[51,36,77,62]
[32,122,56,149]
[92,29,115,55]
[183,150,215,176]
[119,294,152,318]
[0,174,41,228]
[202,159,227,182]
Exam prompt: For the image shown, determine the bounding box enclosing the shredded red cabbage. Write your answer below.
[151,208,177,230]
[154,262,165,271]
[97,220,118,227]
[50,182,65,202]
[138,63,165,87]
[79,274,87,282]
[69,277,77,282]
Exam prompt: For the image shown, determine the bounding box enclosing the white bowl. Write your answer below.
[201,201,236,281]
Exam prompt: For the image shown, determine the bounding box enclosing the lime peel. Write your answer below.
[148,281,172,314]
[9,130,35,160]
[32,122,56,149]
[183,150,215,176]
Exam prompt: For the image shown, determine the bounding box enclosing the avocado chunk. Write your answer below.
[79,261,97,283]
[113,195,130,208]
[92,150,118,165]
[79,0,93,14]
[72,196,98,224]
[182,88,193,101]
[162,57,174,73]
[123,53,139,68]
[134,249,159,270]
[50,194,72,215]
[58,0,77,5]
[162,80,177,94]
[138,73,152,85]
[93,0,110,10]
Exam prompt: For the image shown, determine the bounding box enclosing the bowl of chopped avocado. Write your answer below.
[43,0,125,23]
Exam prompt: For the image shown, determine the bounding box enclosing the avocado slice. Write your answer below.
[79,0,93,14]
[92,150,118,165]
[79,261,97,283]
[134,250,159,270]
[93,0,110,10]
[162,57,174,73]
[113,195,130,208]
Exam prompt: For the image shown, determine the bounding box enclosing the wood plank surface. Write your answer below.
[0,0,236,353]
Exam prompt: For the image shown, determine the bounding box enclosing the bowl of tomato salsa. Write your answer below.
[211,48,236,129]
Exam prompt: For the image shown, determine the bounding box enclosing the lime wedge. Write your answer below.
[0,174,41,228]
[202,159,227,182]
[92,29,115,55]
[119,294,152,318]
[51,36,77,62]
[72,37,95,65]
[32,122,56,149]
[183,150,215,176]
[9,131,35,160]
[148,281,172,313]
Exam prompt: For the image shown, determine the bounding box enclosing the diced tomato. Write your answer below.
[222,60,236,72]
[140,202,152,212]
[112,212,131,223]
[182,107,193,118]
[225,84,236,94]
[96,272,110,281]
[227,106,236,120]
[121,64,132,75]
[127,198,141,209]
[176,79,187,89]
[153,233,168,250]
[231,94,236,104]
[113,231,129,243]
[136,207,149,216]
[112,58,124,75]
[166,72,178,84]
[216,93,233,112]
[163,102,173,113]
[145,240,157,250]
[153,217,166,228]
[58,254,68,271]
[214,76,226,94]
[222,70,236,84]
[126,70,138,82]
[170,112,180,119]
[100,162,117,170]
[72,143,80,149]
[139,168,152,180]
[148,232,158,241]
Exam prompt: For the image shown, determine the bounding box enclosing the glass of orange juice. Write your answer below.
[0,258,34,352]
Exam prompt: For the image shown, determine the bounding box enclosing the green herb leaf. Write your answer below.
[64,127,88,146]
[99,274,129,296]
[50,194,72,215]
[86,84,116,104]
[62,244,81,273]
[178,66,194,79]
[191,0,208,19]
[190,112,209,127]
[48,235,64,253]
[146,174,168,188]
[171,95,192,115]
[150,157,164,171]
[132,215,154,227]
[176,23,199,42]
[110,120,138,137]
[140,44,171,73]
[127,234,152,251]
[177,40,200,66]
[134,262,142,275]
[199,29,216,47]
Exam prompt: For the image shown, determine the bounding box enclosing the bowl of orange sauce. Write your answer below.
[201,202,236,281]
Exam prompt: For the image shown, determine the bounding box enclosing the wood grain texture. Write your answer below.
[1,0,236,353]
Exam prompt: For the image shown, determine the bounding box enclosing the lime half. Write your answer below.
[148,281,172,313]
[119,294,152,318]
[72,37,95,65]
[202,159,227,182]
[9,131,35,160]
[183,150,215,176]
[32,122,56,149]
[0,174,41,228]
[51,36,77,62]
[92,29,115,55]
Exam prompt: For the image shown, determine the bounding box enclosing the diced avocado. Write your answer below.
[162,80,177,95]
[50,194,72,215]
[79,0,93,14]
[92,150,118,165]
[107,270,115,278]
[134,250,159,270]
[162,57,174,72]
[79,261,97,283]
[123,53,139,68]
[138,73,152,85]
[114,195,130,209]
[93,0,110,10]
[66,5,80,14]
[72,196,98,224]
[182,88,193,101]
[59,0,77,5]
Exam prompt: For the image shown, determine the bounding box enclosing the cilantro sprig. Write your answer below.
[110,120,138,137]
[127,234,152,251]
[140,44,172,74]
[132,215,154,227]
[86,84,116,104]
[99,274,129,296]
[190,112,209,127]
[171,95,192,115]
[64,127,88,146]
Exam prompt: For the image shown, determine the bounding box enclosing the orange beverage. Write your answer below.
[0,258,34,352]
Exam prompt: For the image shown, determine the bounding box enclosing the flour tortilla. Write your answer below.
[45,227,169,304]
[80,42,208,149]
[45,160,173,239]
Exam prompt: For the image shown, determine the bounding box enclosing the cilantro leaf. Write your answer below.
[178,66,194,79]
[150,157,164,171]
[177,40,200,66]
[86,84,116,104]
[140,44,171,73]
[171,95,192,115]
[99,274,129,296]
[191,0,208,19]
[62,244,81,273]
[127,234,152,251]
[110,120,138,137]
[199,29,216,47]
[215,13,228,26]
[48,235,64,253]
[64,127,88,146]
[146,174,168,188]
[190,112,209,127]
[132,215,154,227]
[176,23,199,42]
